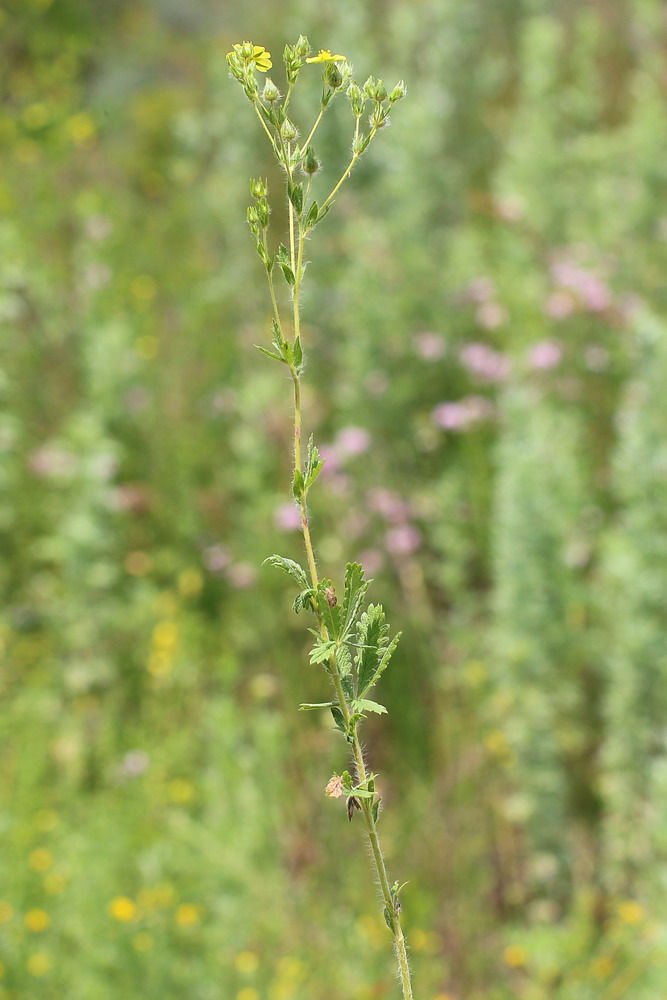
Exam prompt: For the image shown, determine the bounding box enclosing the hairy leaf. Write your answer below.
[299,702,337,711]
[352,698,388,715]
[316,580,343,638]
[355,604,389,695]
[263,554,309,590]
[309,638,336,665]
[342,562,370,636]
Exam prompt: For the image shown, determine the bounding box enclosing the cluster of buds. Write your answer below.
[247,178,271,268]
[227,42,273,101]
[283,34,311,84]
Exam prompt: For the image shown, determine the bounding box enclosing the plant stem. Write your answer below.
[289,235,414,1000]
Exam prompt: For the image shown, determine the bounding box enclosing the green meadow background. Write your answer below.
[2,0,667,997]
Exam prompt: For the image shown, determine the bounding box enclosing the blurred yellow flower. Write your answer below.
[235,950,259,973]
[178,567,203,597]
[25,909,50,932]
[27,953,51,976]
[43,873,67,896]
[591,955,615,979]
[277,956,305,980]
[169,778,195,804]
[29,848,53,873]
[0,901,14,923]
[236,989,260,1000]
[618,900,644,925]
[65,112,95,146]
[133,932,153,952]
[306,49,346,63]
[109,896,137,922]
[502,944,527,968]
[153,621,178,649]
[175,903,200,927]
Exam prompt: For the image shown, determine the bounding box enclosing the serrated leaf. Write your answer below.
[360,630,402,698]
[263,554,309,589]
[293,588,314,614]
[309,638,336,665]
[355,604,389,695]
[299,701,337,711]
[336,643,352,678]
[304,435,325,489]
[352,698,387,715]
[341,672,354,700]
[342,562,370,636]
[349,785,374,798]
[317,580,343,638]
[288,182,304,214]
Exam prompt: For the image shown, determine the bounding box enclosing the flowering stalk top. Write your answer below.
[227,41,272,72]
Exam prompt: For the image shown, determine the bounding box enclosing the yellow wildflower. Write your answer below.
[228,43,272,72]
[502,944,527,968]
[236,989,260,1000]
[27,953,51,976]
[306,49,346,64]
[618,900,644,925]
[25,909,50,932]
[235,950,259,973]
[109,896,137,922]
[29,848,53,872]
[174,903,200,927]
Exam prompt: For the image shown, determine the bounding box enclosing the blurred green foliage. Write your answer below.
[2,0,667,998]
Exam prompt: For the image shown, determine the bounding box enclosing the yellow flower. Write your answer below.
[29,848,53,873]
[228,42,272,72]
[306,49,346,64]
[502,944,527,968]
[235,950,259,973]
[109,896,137,922]
[174,903,200,927]
[27,953,51,976]
[25,909,50,932]
[617,900,644,925]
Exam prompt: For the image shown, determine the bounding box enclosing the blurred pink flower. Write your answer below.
[528,340,562,370]
[28,445,77,479]
[433,396,493,431]
[357,548,384,575]
[413,331,446,361]
[545,290,575,320]
[204,544,231,572]
[227,562,256,588]
[368,488,409,523]
[550,257,612,312]
[476,302,507,330]
[463,277,495,304]
[386,524,422,555]
[274,502,301,531]
[459,342,510,382]
[335,426,371,457]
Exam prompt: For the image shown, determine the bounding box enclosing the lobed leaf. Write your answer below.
[263,554,309,590]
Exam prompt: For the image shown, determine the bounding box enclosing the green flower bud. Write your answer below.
[256,198,270,228]
[389,80,407,103]
[324,62,343,89]
[246,205,259,235]
[347,83,364,117]
[295,34,310,57]
[250,177,268,200]
[262,78,281,103]
[375,80,388,102]
[280,118,298,141]
[370,108,387,130]
[240,41,254,60]
[363,75,377,99]
[302,145,320,175]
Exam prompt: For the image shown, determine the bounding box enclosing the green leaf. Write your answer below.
[276,243,295,286]
[342,562,370,636]
[341,672,354,700]
[304,435,325,490]
[263,554,309,590]
[316,580,343,638]
[372,797,381,824]
[352,698,388,715]
[305,200,319,229]
[288,182,304,214]
[292,336,303,370]
[292,468,304,500]
[336,643,352,678]
[255,345,284,363]
[293,588,314,614]
[309,638,336,665]
[299,702,337,711]
[330,705,346,733]
[383,906,395,931]
[361,631,402,698]
[355,604,389,695]
[317,204,332,224]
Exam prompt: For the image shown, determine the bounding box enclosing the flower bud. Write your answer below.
[302,145,320,175]
[363,75,377,99]
[324,62,343,89]
[389,80,407,103]
[280,118,298,141]
[250,177,268,199]
[375,79,388,102]
[256,198,270,228]
[295,34,310,57]
[262,78,280,102]
[347,82,364,117]
[240,41,254,60]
